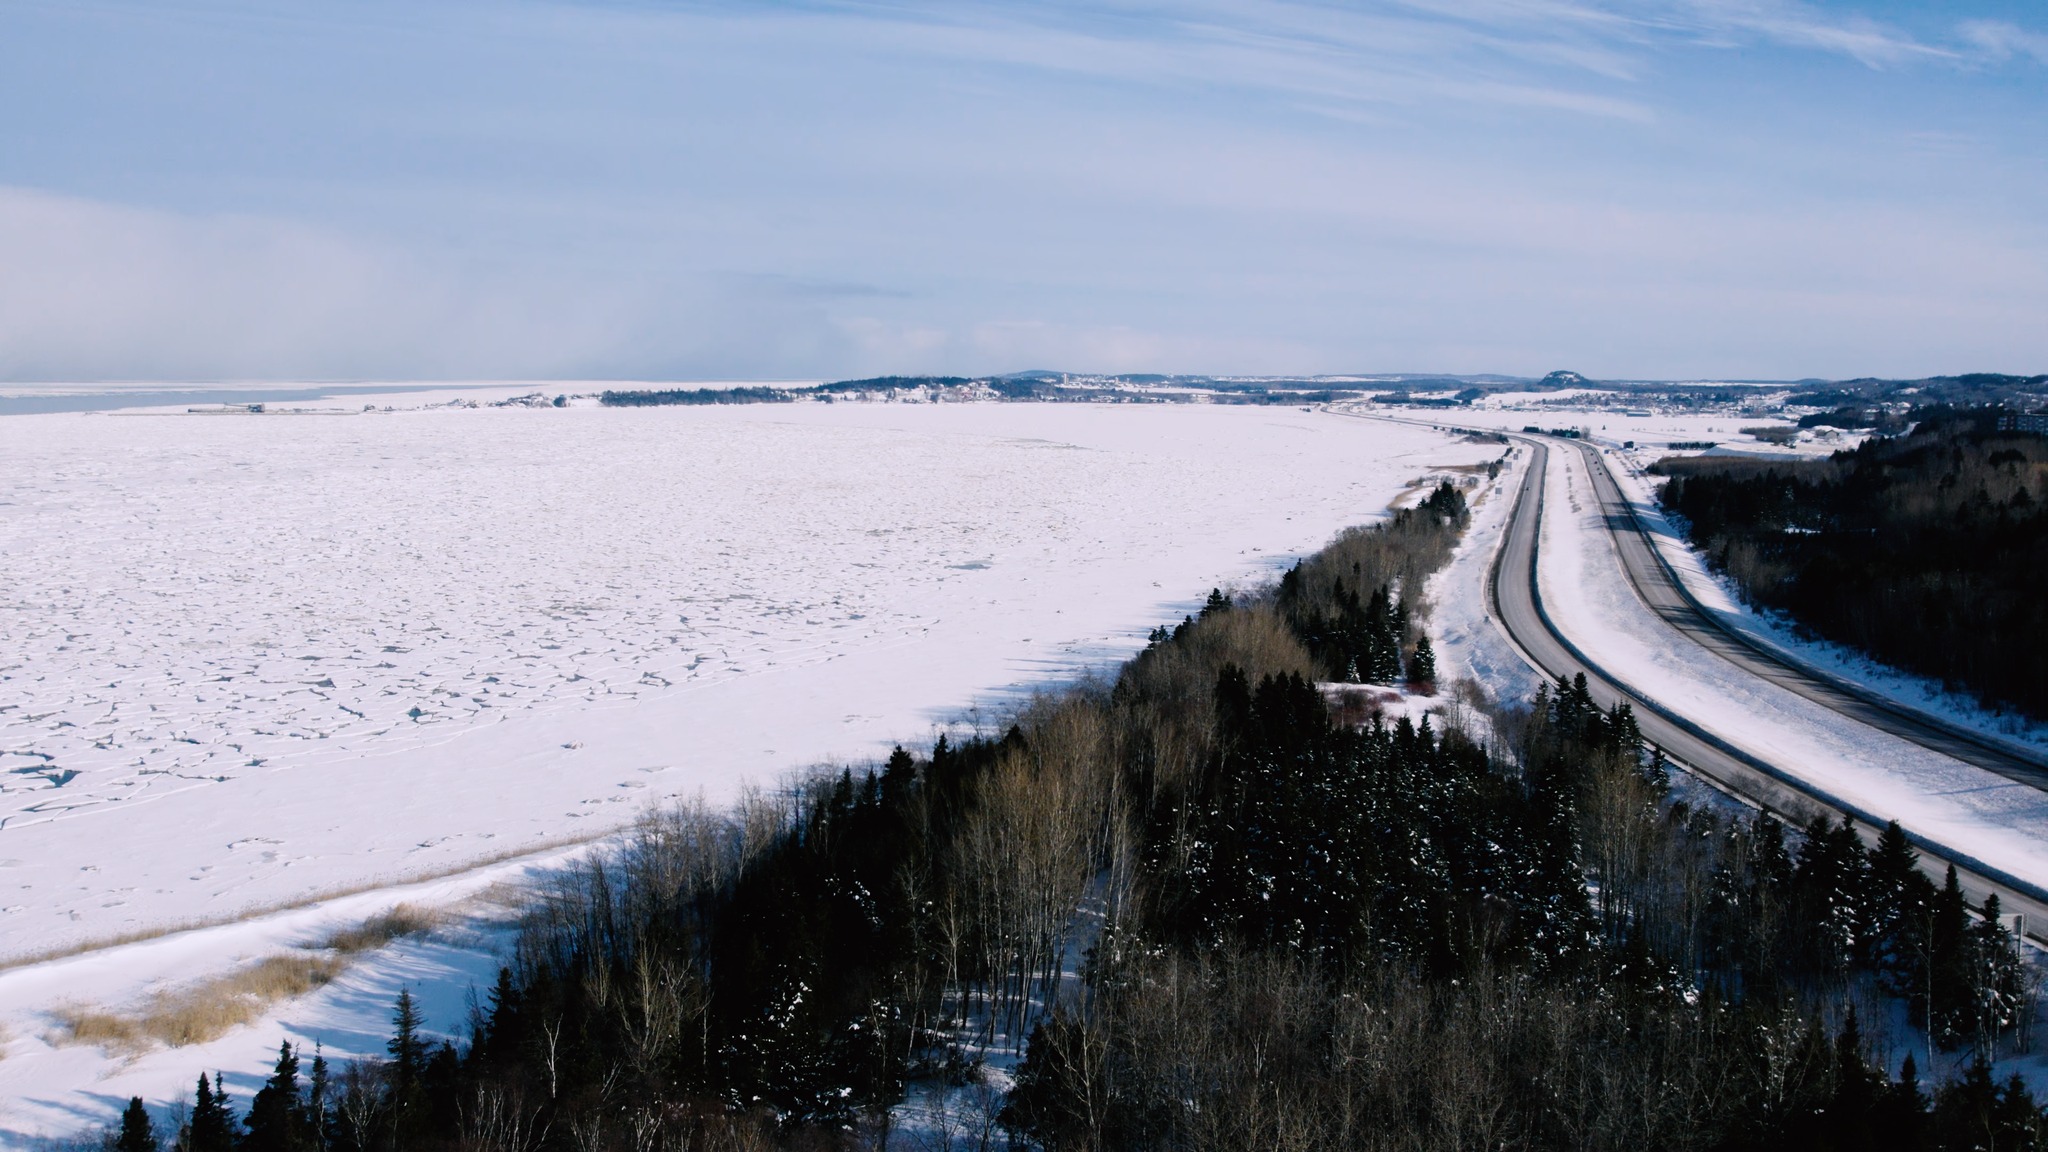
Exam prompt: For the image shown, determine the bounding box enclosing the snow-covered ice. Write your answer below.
[0,401,1495,957]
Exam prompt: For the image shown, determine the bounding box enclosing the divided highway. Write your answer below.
[1568,438,2048,790]
[1487,437,2048,942]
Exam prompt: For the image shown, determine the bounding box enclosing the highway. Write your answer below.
[1487,437,2048,942]
[1567,438,2048,790]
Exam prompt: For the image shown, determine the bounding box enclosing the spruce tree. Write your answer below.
[1928,865,1971,1046]
[1750,812,1795,893]
[1990,1072,2045,1151]
[1793,815,1868,975]
[1871,1053,1930,1152]
[306,1044,329,1150]
[1407,632,1437,688]
[243,1039,304,1152]
[188,1073,236,1152]
[388,989,425,1086]
[387,988,427,1137]
[115,1097,158,1152]
[1643,744,1671,793]
[1866,820,1933,991]
[1364,586,1402,681]
[477,966,521,1073]
[1277,563,1302,607]
[1931,1058,2006,1150]
[880,744,916,805]
[1826,1009,1878,1149]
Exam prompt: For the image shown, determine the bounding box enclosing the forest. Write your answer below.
[1654,406,2048,719]
[599,387,801,406]
[114,481,2046,1151]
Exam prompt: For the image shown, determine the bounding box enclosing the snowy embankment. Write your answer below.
[1415,446,1544,709]
[1533,443,2048,894]
[0,398,1491,1140]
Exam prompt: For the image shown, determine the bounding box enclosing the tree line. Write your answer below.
[1654,405,2048,718]
[109,478,2046,1150]
[599,387,800,407]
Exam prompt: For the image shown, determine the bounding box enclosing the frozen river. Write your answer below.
[0,397,1491,959]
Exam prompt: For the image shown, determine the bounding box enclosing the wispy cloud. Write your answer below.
[1959,19,2048,65]
[715,0,1661,120]
[1600,0,1950,66]
[680,0,1966,100]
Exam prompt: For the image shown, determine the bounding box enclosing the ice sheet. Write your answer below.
[0,401,1490,959]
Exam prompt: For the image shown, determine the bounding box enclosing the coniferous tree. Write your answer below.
[243,1040,306,1152]
[1407,631,1436,688]
[387,989,427,1139]
[1872,1053,1930,1152]
[1930,1057,2046,1152]
[116,1097,159,1152]
[1643,744,1671,793]
[1365,585,1401,681]
[1866,820,1935,993]
[419,1041,463,1143]
[1825,1008,1879,1150]
[1988,1071,2047,1151]
[388,990,424,1086]
[473,967,520,1076]
[1794,814,1869,976]
[305,1044,328,1152]
[880,743,916,805]
[1929,865,1973,1047]
[188,1074,236,1152]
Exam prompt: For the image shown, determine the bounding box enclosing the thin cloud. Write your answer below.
[1959,20,2048,66]
[672,0,1659,120]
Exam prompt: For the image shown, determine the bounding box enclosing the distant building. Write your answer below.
[1996,412,2048,434]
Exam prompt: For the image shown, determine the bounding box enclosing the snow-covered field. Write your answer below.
[0,396,1495,1140]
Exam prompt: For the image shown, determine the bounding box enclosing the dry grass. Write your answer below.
[47,900,450,1055]
[51,953,346,1054]
[322,902,442,954]
[49,1008,146,1054]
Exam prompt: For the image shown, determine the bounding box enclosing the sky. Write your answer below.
[1,0,2043,382]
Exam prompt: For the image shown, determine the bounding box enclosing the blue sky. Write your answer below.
[1,0,2043,381]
